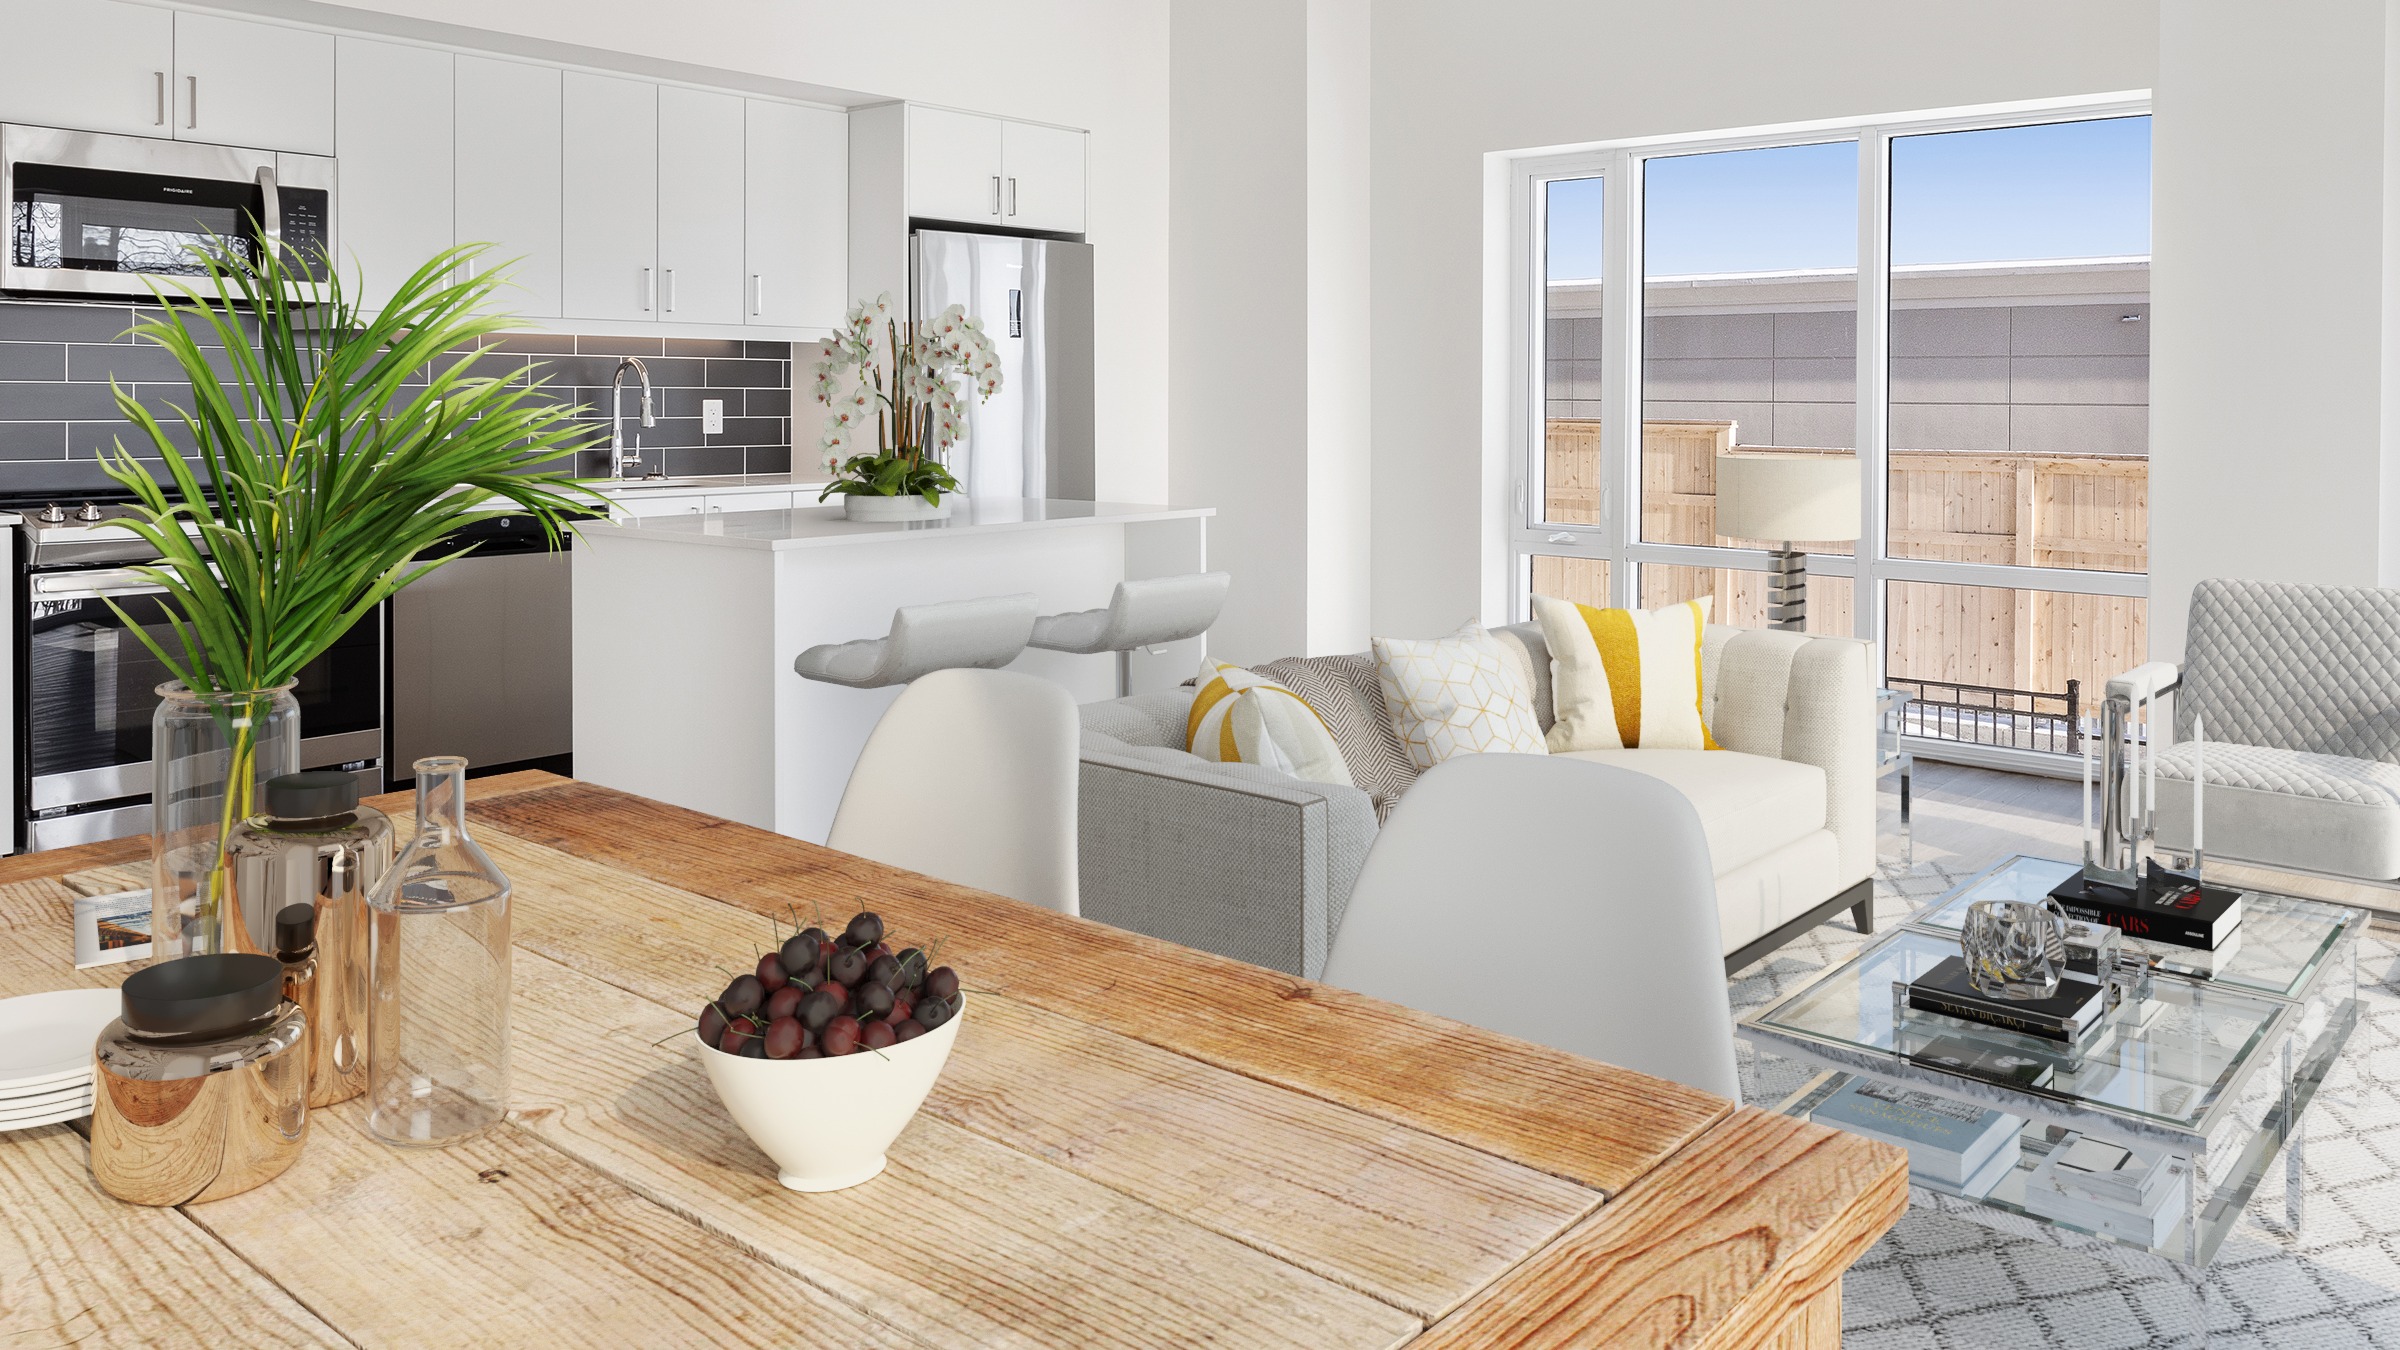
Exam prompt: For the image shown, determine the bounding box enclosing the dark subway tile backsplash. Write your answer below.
[0,298,798,497]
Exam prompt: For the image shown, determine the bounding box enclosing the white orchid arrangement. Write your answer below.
[809,293,1004,503]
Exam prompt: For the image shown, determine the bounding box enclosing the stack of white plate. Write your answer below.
[0,988,119,1130]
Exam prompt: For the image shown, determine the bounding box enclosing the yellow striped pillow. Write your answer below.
[1531,595,1718,752]
[1187,658,1356,787]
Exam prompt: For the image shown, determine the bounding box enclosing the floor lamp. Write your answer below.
[1713,451,1862,632]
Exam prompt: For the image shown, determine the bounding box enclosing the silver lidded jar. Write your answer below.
[225,771,393,1107]
[90,953,308,1206]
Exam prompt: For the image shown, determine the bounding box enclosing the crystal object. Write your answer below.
[1961,896,2072,1000]
[366,757,511,1147]
[151,682,300,959]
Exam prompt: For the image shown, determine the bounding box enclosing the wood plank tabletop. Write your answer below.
[0,771,1902,1349]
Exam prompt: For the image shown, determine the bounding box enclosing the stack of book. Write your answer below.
[2021,1132,2189,1246]
[1811,1079,2023,1199]
[2049,859,2244,952]
[1903,955,2111,1046]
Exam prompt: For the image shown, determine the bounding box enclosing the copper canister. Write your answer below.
[90,954,308,1207]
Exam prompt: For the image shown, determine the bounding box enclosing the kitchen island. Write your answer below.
[573,498,1213,842]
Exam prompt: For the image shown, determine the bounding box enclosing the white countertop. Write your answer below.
[586,498,1214,550]
[594,472,827,498]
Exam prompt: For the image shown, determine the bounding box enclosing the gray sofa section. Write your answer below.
[1079,692,1379,977]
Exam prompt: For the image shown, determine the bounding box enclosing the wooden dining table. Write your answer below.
[0,772,1904,1348]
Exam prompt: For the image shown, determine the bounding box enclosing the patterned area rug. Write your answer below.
[1733,859,2400,1349]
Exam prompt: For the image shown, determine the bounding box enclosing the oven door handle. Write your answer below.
[33,569,169,600]
[256,164,282,268]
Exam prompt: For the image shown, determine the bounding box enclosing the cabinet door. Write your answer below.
[1001,121,1086,234]
[454,57,562,317]
[656,86,745,326]
[620,493,705,519]
[743,100,847,329]
[906,106,1002,227]
[335,38,451,311]
[562,72,659,322]
[171,12,335,153]
[0,0,174,136]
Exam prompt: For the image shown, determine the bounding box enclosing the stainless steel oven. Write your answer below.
[18,513,381,852]
[3,124,333,298]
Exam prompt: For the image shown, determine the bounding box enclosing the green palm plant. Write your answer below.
[102,239,600,949]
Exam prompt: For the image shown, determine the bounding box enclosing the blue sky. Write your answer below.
[1544,115,2151,280]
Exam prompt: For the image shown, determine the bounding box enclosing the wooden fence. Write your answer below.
[1539,418,2148,703]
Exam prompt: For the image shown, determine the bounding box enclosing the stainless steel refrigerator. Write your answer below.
[910,229,1095,500]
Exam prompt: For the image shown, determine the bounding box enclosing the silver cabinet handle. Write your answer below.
[255,166,282,266]
[663,267,676,313]
[751,273,764,317]
[990,175,1002,215]
[34,569,165,598]
[643,266,655,312]
[186,75,197,129]
[1007,177,1018,217]
[154,71,165,126]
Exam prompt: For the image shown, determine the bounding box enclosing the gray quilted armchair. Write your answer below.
[2133,578,2400,897]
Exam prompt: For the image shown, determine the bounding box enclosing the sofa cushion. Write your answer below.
[2153,740,2400,880]
[1556,748,1825,877]
[1081,689,1194,749]
[1531,594,1715,752]
[1373,622,1550,771]
[1255,652,1419,815]
[1189,658,1354,787]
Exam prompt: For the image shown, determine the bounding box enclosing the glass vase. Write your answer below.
[367,756,511,1147]
[151,682,301,960]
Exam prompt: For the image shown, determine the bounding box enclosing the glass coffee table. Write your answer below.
[1739,855,2364,1347]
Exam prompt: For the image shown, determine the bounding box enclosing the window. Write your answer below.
[1514,102,2150,759]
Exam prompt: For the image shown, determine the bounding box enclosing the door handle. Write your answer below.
[1007,177,1018,217]
[186,75,197,129]
[663,267,676,314]
[990,175,1002,215]
[255,166,282,269]
[153,72,165,126]
[751,273,764,317]
[643,266,655,312]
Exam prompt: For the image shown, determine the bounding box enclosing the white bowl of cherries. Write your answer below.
[695,910,963,1192]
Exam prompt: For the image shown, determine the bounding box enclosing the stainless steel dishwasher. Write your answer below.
[387,514,573,788]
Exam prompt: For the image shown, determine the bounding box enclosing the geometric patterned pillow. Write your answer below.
[1370,621,1550,773]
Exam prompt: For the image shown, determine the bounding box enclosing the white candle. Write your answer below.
[2192,714,2205,865]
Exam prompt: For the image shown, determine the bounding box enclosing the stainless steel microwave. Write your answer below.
[2,124,334,298]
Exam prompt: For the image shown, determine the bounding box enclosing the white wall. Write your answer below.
[269,0,1171,504]
[1305,0,1373,656]
[1367,0,2160,640]
[2153,0,2393,659]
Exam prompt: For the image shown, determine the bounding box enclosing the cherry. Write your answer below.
[829,947,869,987]
[893,1019,926,1042]
[794,1046,823,1059]
[890,993,914,1024]
[763,1016,806,1059]
[720,974,765,1017]
[719,1018,762,1054]
[915,995,954,1030]
[778,932,821,976]
[855,981,896,1021]
[845,912,885,947]
[738,1037,768,1058]
[867,954,902,988]
[860,1020,896,1051]
[698,1002,729,1046]
[755,953,789,994]
[765,984,804,1022]
[811,980,849,1017]
[820,1015,862,1057]
[923,966,960,1002]
[893,948,927,988]
[797,987,841,1031]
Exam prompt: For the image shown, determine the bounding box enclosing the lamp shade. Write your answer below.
[1714,451,1861,543]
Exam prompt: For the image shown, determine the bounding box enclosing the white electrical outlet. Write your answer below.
[702,399,725,435]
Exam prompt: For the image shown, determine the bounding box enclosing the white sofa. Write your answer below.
[1077,620,1876,978]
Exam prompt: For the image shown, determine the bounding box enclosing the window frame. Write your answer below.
[1506,97,2154,680]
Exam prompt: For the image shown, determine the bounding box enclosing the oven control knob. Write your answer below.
[36,504,66,524]
[74,503,104,523]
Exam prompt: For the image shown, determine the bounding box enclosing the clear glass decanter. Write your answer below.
[366,756,512,1147]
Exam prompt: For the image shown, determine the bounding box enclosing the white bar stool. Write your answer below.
[1028,572,1231,695]
[792,593,1038,689]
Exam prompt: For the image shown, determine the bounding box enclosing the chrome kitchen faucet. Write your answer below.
[610,357,658,480]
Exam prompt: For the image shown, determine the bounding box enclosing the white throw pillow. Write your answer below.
[1371,621,1550,772]
[1531,594,1716,752]
[1187,658,1355,787]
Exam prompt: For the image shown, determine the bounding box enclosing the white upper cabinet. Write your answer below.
[171,12,334,153]
[743,99,846,330]
[454,56,562,318]
[656,86,745,327]
[0,0,175,137]
[561,72,659,322]
[1000,120,1085,234]
[905,105,1086,235]
[907,106,1003,227]
[335,38,452,311]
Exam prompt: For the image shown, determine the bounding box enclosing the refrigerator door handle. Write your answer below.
[1008,287,1023,338]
